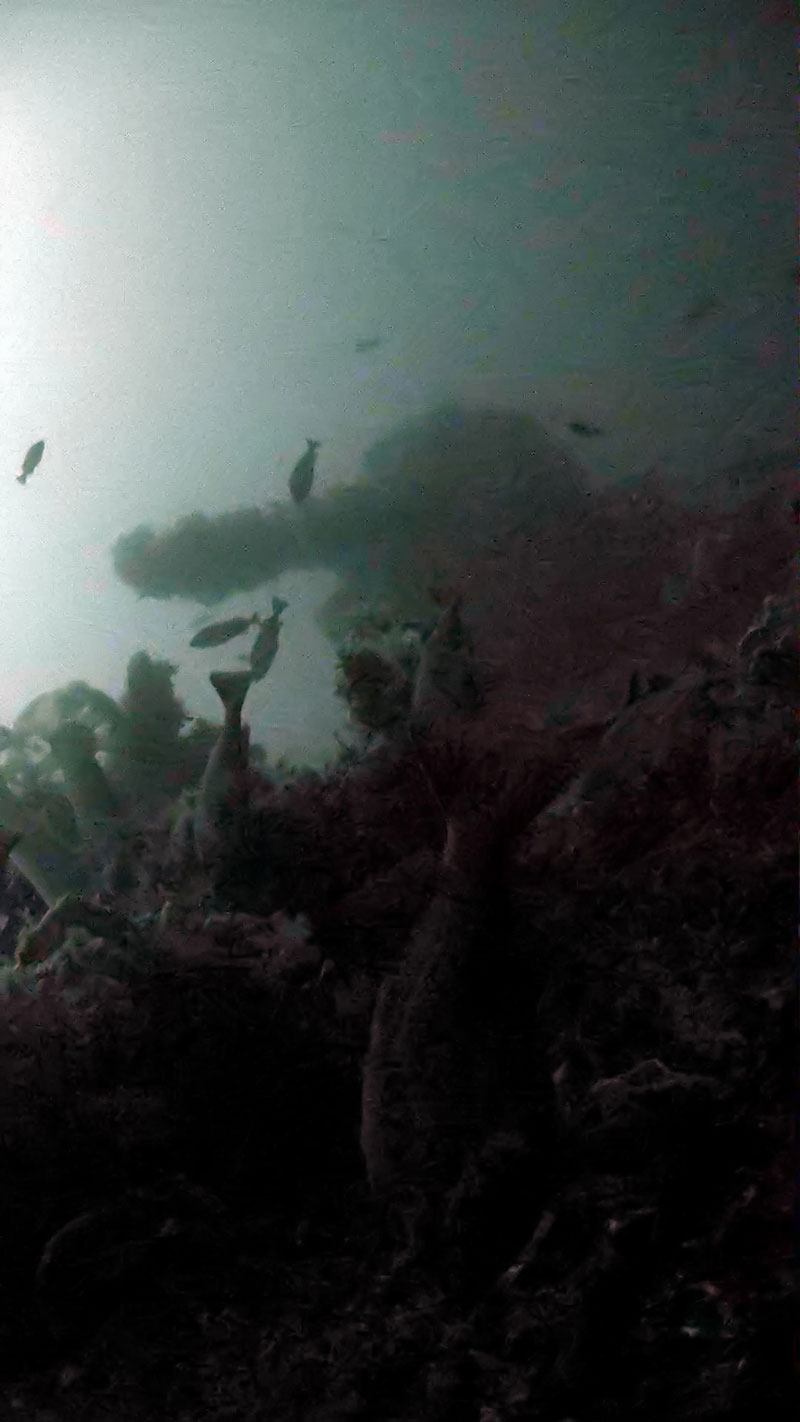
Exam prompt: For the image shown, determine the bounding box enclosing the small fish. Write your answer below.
[567,421,604,438]
[193,670,253,868]
[189,614,259,649]
[17,439,45,485]
[289,439,320,504]
[355,336,381,353]
[246,597,287,682]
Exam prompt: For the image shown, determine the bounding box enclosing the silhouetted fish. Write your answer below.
[355,336,381,352]
[245,597,288,682]
[289,439,320,503]
[190,614,259,649]
[17,439,45,484]
[193,670,253,868]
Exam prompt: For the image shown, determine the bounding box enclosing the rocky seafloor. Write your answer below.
[0,456,794,1421]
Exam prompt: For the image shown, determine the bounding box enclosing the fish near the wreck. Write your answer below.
[192,670,253,870]
[189,614,260,649]
[289,439,320,504]
[245,597,288,682]
[17,439,45,485]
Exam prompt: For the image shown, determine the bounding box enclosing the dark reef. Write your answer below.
[0,446,793,1421]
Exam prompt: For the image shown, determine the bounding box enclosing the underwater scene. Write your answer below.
[0,2,795,1417]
